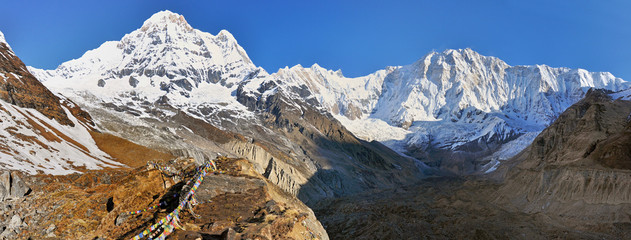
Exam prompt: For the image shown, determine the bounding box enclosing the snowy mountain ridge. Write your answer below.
[246,48,629,173]
[29,10,268,130]
[29,11,631,174]
[270,48,627,127]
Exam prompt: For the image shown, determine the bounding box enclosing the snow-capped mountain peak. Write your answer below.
[30,10,265,118]
[140,10,193,32]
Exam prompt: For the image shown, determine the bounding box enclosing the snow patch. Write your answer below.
[610,88,631,101]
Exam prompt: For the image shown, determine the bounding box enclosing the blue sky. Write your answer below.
[1,0,630,79]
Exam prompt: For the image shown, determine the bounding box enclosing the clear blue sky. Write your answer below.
[1,0,630,79]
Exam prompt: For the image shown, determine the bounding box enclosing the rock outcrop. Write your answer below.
[236,87,423,204]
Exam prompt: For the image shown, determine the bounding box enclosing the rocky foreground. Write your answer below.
[0,156,327,239]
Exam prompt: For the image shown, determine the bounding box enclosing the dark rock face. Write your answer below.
[128,76,139,87]
[106,197,114,212]
[591,125,631,169]
[172,79,193,91]
[0,41,75,126]
[221,228,236,240]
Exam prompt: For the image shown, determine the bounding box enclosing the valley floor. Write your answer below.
[314,177,629,240]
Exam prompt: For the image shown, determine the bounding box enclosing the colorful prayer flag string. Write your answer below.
[129,159,220,240]
[125,201,166,215]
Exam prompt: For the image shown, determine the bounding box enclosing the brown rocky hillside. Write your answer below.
[493,89,631,232]
[0,39,75,126]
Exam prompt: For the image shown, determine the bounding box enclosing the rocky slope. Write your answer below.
[0,157,328,239]
[236,84,423,204]
[315,177,616,240]
[493,89,631,230]
[0,31,73,126]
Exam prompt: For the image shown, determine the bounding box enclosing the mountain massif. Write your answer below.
[247,49,628,175]
[1,10,630,239]
[30,12,629,176]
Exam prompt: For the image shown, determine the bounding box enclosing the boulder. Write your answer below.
[115,213,128,226]
[9,174,29,198]
[0,171,31,201]
[7,215,23,229]
[45,224,56,234]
